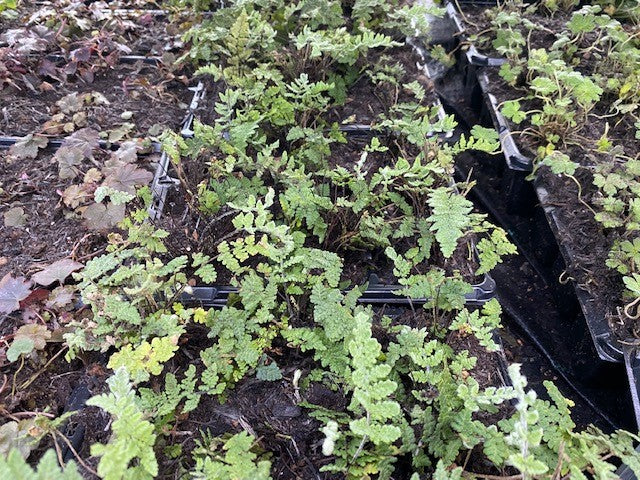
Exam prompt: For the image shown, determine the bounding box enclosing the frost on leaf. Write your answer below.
[32,259,83,286]
[0,274,32,314]
[8,134,48,159]
[83,202,126,230]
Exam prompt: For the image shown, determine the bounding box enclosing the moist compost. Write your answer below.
[174,306,510,480]
[450,0,640,340]
[0,64,191,138]
[0,150,107,279]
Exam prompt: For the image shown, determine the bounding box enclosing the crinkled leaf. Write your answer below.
[54,128,100,179]
[8,134,48,159]
[82,202,126,230]
[32,259,83,286]
[256,362,282,381]
[46,286,76,308]
[13,323,51,351]
[61,184,92,208]
[103,163,153,194]
[4,207,27,227]
[6,337,35,362]
[57,92,85,114]
[0,274,32,314]
[0,421,35,458]
[107,123,135,143]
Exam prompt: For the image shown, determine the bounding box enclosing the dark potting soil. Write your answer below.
[477,66,640,340]
[170,306,510,480]
[158,134,483,288]
[454,149,636,430]
[0,64,191,138]
[0,149,109,279]
[327,48,437,127]
[0,346,111,477]
[108,12,187,57]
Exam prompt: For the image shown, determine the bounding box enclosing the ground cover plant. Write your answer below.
[2,0,640,479]
[457,0,640,340]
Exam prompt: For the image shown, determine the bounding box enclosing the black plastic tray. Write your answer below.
[438,13,640,429]
[150,71,497,308]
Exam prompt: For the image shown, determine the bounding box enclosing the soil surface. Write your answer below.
[327,48,437,126]
[0,63,191,138]
[170,305,511,480]
[451,0,640,340]
[0,149,108,279]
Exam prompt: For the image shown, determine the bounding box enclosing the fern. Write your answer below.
[280,179,333,241]
[427,188,473,258]
[107,336,180,384]
[476,227,517,275]
[87,368,158,480]
[189,432,271,480]
[449,300,503,352]
[0,450,81,480]
[138,365,200,427]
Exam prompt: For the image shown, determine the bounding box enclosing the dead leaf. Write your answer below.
[57,92,84,114]
[19,288,49,308]
[8,134,48,160]
[103,163,153,194]
[4,207,27,227]
[14,324,51,350]
[70,46,91,63]
[83,168,102,184]
[46,286,76,309]
[61,185,89,208]
[32,259,84,286]
[54,128,100,179]
[107,122,134,143]
[0,274,32,314]
[73,111,88,127]
[82,202,126,230]
[111,141,140,163]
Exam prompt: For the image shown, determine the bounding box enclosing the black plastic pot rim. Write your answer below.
[475,72,532,172]
[149,50,498,308]
[445,3,505,68]
[41,53,166,65]
[179,273,496,308]
[1,58,200,152]
[470,65,624,364]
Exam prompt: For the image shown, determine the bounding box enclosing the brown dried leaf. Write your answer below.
[8,134,48,160]
[14,324,51,350]
[54,128,100,179]
[32,259,84,286]
[57,92,84,114]
[46,286,76,309]
[9,135,39,159]
[103,163,153,194]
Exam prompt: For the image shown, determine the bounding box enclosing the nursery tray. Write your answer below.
[435,32,640,428]
[151,75,497,308]
[463,62,623,363]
